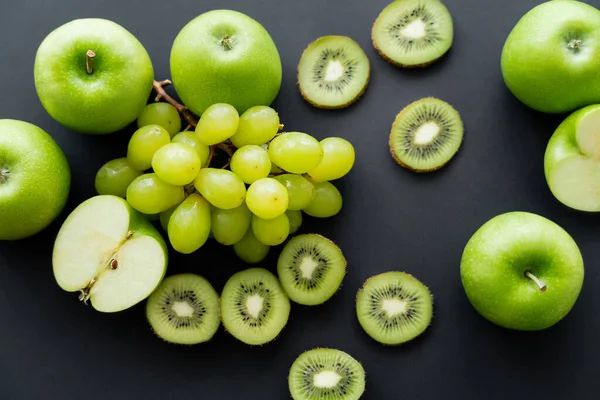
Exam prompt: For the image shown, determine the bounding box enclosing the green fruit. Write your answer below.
[170,9,282,115]
[544,104,600,212]
[34,18,154,134]
[501,0,600,114]
[52,195,168,313]
[0,119,71,240]
[460,211,584,331]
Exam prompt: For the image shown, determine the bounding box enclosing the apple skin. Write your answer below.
[34,18,154,134]
[0,119,71,240]
[460,212,584,331]
[500,0,600,114]
[170,9,282,116]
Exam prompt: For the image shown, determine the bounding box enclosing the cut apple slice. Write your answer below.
[52,195,168,312]
[576,108,600,160]
[548,155,600,212]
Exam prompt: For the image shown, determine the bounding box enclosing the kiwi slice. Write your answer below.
[220,267,291,345]
[389,97,463,172]
[288,348,366,400]
[356,271,433,345]
[277,234,346,306]
[372,0,454,68]
[297,36,370,109]
[145,273,221,345]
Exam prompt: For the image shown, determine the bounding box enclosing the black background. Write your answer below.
[1,0,599,398]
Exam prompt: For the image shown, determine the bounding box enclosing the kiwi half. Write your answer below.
[277,234,346,306]
[220,267,291,345]
[372,0,454,68]
[145,273,221,345]
[356,271,433,345]
[297,36,370,109]
[288,348,366,400]
[389,97,463,172]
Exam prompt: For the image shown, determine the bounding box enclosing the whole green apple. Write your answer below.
[501,0,600,114]
[460,212,584,331]
[170,9,282,116]
[34,18,154,134]
[544,104,600,212]
[0,119,71,240]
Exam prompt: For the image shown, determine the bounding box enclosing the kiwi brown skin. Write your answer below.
[355,271,435,347]
[388,97,465,173]
[296,37,371,110]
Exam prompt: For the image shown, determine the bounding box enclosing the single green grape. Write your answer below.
[229,105,280,148]
[168,193,211,254]
[274,174,316,210]
[302,181,343,218]
[286,210,303,234]
[211,203,252,246]
[127,125,171,171]
[245,178,288,219]
[151,142,201,186]
[251,213,290,246]
[126,173,185,214]
[137,102,182,137]
[172,131,210,167]
[194,168,246,209]
[307,137,355,182]
[233,229,270,264]
[195,103,239,145]
[160,206,177,232]
[268,132,324,174]
[95,157,143,198]
[230,145,271,184]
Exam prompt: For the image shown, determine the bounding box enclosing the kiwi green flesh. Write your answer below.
[298,36,370,109]
[145,273,221,345]
[372,0,453,67]
[220,268,291,345]
[356,271,433,345]
[390,97,463,172]
[277,234,346,306]
[288,348,366,400]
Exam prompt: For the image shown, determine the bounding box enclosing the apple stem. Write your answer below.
[221,36,233,50]
[86,50,96,74]
[525,271,547,292]
[152,79,198,129]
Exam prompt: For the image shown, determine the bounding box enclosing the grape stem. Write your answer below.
[152,79,198,129]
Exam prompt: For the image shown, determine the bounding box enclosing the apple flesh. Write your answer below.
[545,104,600,212]
[52,195,168,312]
[460,212,584,331]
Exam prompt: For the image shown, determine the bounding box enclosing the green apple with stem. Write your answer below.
[501,0,600,113]
[34,18,154,134]
[170,9,282,115]
[460,211,584,331]
[0,119,71,240]
[545,104,600,212]
[52,195,168,312]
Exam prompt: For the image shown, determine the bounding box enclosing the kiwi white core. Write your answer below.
[414,122,440,145]
[576,109,600,160]
[300,257,319,279]
[382,299,408,317]
[246,294,264,318]
[324,61,344,82]
[313,371,342,388]
[172,301,195,317]
[401,19,427,39]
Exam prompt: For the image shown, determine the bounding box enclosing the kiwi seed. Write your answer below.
[145,273,221,345]
[297,35,370,109]
[356,271,433,345]
[277,233,346,306]
[288,348,366,400]
[372,0,454,68]
[389,97,464,172]
[220,267,291,345]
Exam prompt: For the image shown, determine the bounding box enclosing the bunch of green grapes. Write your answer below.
[94,101,355,262]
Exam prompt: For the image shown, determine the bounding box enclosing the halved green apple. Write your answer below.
[545,104,600,212]
[52,195,168,312]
